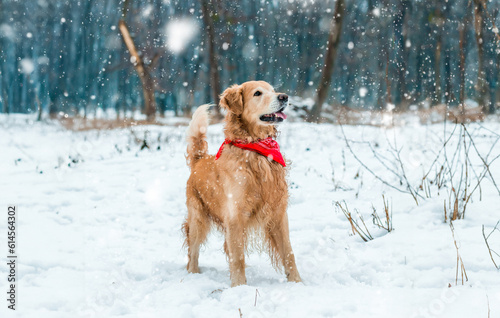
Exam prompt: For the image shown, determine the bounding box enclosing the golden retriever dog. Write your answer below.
[183,80,301,287]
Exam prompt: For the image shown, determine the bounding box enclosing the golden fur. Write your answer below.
[183,81,301,287]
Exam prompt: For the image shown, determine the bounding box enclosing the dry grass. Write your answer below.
[337,197,394,242]
[447,105,486,123]
[58,117,189,131]
[56,101,493,131]
[449,222,468,285]
[336,201,373,242]
[371,195,393,233]
[296,103,488,126]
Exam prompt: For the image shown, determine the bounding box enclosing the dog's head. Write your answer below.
[220,81,288,140]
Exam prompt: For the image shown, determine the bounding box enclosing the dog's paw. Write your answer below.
[187,265,200,274]
[230,277,247,287]
[286,272,302,283]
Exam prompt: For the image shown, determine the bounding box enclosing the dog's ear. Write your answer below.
[220,85,243,115]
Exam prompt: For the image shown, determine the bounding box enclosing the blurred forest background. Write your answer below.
[1,0,500,121]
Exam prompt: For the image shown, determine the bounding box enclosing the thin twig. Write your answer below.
[423,122,459,180]
[385,133,422,204]
[340,124,411,196]
[482,222,500,270]
[487,294,490,318]
[462,124,500,196]
[450,222,468,285]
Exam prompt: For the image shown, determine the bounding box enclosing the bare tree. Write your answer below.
[473,0,488,109]
[200,0,222,116]
[459,21,467,115]
[118,0,157,121]
[473,0,500,114]
[308,0,345,123]
[431,4,444,106]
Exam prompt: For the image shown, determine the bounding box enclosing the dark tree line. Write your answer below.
[0,0,499,119]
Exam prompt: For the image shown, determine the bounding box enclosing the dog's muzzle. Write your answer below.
[260,94,288,123]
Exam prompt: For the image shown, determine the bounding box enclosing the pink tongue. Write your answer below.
[275,111,287,119]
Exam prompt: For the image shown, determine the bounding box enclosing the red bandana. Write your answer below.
[215,137,286,167]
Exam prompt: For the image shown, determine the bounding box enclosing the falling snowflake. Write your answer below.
[20,59,34,74]
[165,18,199,54]
[359,87,368,98]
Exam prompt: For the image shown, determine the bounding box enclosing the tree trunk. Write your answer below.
[444,47,453,105]
[36,91,42,121]
[392,0,410,109]
[200,0,222,117]
[473,0,500,114]
[2,88,9,114]
[473,0,487,109]
[459,22,466,116]
[434,32,442,106]
[385,48,392,106]
[309,0,345,122]
[118,20,156,121]
[432,4,444,106]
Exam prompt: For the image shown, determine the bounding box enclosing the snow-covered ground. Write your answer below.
[1,114,500,318]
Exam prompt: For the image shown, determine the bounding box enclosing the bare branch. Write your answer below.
[462,124,500,196]
[340,124,413,197]
[482,222,500,270]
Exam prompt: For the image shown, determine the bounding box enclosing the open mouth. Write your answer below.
[259,108,287,123]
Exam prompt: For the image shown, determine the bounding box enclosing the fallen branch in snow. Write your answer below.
[449,222,468,285]
[336,201,373,242]
[482,221,500,270]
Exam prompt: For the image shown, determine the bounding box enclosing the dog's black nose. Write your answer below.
[278,94,288,102]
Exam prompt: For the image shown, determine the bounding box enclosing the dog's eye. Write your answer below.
[254,91,262,97]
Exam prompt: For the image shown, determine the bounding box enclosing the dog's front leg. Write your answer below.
[266,211,302,283]
[225,215,247,287]
[279,215,301,283]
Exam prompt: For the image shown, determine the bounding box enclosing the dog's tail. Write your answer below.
[186,104,211,169]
